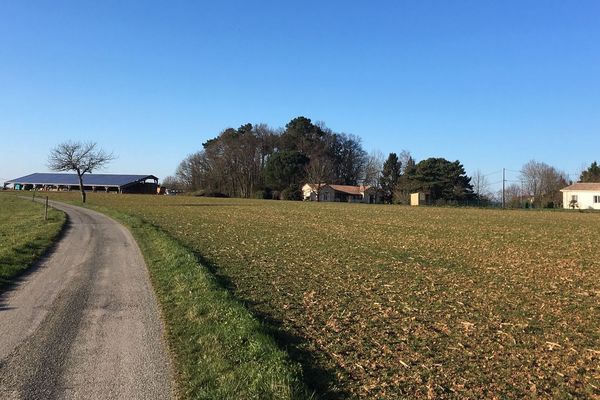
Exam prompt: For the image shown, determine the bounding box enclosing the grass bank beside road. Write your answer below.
[0,194,65,293]
[117,212,312,400]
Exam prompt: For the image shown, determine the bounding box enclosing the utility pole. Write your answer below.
[502,168,506,209]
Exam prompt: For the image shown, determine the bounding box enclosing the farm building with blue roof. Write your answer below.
[3,173,159,194]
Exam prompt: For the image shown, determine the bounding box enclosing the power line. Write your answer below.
[482,170,502,177]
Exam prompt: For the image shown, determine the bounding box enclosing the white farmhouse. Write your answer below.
[302,183,382,203]
[560,183,600,210]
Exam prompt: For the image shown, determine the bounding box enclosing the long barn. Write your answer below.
[3,173,159,194]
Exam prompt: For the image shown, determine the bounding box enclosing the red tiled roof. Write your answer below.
[328,184,369,195]
[561,182,600,191]
[305,183,376,195]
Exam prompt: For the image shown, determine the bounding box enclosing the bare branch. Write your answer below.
[47,141,116,202]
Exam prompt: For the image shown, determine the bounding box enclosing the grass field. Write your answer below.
[0,194,65,293]
[43,192,599,398]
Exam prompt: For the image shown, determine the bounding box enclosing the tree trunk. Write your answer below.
[77,172,86,203]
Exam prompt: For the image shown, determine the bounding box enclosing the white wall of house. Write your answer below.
[562,190,600,210]
[302,184,318,201]
[410,192,430,206]
[302,184,337,202]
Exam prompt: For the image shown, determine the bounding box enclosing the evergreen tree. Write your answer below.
[395,156,418,204]
[379,153,402,204]
[280,116,324,155]
[264,151,309,194]
[412,158,473,202]
[580,161,600,182]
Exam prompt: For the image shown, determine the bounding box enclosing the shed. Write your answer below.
[410,191,431,206]
[4,173,159,194]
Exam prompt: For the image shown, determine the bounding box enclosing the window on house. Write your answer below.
[594,195,600,204]
[571,195,578,202]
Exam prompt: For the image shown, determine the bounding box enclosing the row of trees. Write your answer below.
[165,115,598,207]
[166,117,373,199]
[471,161,600,208]
[165,116,478,203]
[378,159,600,207]
[41,136,598,207]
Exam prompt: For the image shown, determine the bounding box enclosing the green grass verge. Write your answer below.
[0,194,65,293]
[78,205,313,400]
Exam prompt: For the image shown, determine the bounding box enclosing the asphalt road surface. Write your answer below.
[0,200,173,399]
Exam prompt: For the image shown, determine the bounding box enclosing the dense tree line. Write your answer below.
[165,115,594,208]
[168,117,367,199]
[167,115,477,203]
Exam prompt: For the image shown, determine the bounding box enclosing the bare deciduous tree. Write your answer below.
[175,151,206,191]
[398,150,413,175]
[521,160,568,207]
[363,150,384,188]
[471,169,490,203]
[498,183,524,208]
[48,141,115,203]
[305,154,333,201]
[161,175,185,191]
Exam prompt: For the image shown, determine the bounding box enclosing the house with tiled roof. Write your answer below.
[302,183,382,203]
[560,182,600,210]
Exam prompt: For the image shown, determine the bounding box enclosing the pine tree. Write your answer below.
[580,161,600,182]
[379,153,402,204]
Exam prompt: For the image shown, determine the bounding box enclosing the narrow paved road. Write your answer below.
[0,200,173,399]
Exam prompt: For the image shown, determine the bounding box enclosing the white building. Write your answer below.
[410,191,431,206]
[560,183,600,210]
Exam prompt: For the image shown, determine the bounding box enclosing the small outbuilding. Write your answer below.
[560,182,600,210]
[410,191,431,206]
[4,173,159,194]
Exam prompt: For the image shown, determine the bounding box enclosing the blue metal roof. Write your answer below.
[4,173,158,187]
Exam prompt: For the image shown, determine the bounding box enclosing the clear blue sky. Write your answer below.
[1,1,599,189]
